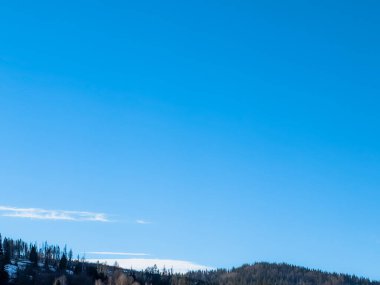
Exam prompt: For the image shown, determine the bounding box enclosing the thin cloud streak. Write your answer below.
[88,251,149,256]
[0,206,109,222]
[136,219,151,224]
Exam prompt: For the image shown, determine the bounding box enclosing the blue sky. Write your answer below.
[1,0,380,279]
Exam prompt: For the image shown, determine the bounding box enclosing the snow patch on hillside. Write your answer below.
[5,264,18,280]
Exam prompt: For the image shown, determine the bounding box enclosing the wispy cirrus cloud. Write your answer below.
[88,251,149,257]
[136,219,151,224]
[0,206,109,222]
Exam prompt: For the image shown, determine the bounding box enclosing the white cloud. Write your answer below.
[136,219,151,224]
[0,206,109,222]
[87,258,213,273]
[88,251,149,256]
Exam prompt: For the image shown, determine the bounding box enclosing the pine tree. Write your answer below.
[68,249,73,269]
[2,238,10,264]
[29,245,38,267]
[59,254,68,271]
[0,234,3,256]
[0,235,8,285]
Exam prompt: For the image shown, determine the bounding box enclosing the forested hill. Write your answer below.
[0,234,378,285]
[185,263,380,285]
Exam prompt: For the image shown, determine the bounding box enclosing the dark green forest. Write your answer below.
[0,234,378,285]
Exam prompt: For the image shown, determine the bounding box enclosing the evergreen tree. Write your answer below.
[2,238,10,264]
[59,254,68,271]
[0,234,3,256]
[68,249,73,268]
[73,261,82,275]
[0,234,7,285]
[29,245,39,267]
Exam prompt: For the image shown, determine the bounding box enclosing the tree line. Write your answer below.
[0,233,76,270]
[0,233,379,285]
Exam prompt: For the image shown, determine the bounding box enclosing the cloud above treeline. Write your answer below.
[0,206,109,222]
[87,258,213,273]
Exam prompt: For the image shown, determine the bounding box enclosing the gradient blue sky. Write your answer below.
[1,0,380,279]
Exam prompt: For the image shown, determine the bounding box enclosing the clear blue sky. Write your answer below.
[1,0,380,279]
